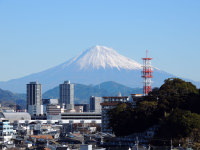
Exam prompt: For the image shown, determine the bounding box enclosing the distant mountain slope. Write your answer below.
[43,81,143,104]
[0,81,142,107]
[0,45,199,93]
[0,88,26,107]
[94,81,142,95]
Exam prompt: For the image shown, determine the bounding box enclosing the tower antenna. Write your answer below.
[142,50,153,95]
[146,49,148,58]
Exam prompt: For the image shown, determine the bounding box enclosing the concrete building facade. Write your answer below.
[59,81,74,110]
[46,104,63,120]
[42,99,59,115]
[27,82,43,115]
[90,96,102,113]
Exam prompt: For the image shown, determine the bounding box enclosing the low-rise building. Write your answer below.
[0,112,31,123]
[46,104,62,120]
[0,120,14,144]
[42,98,59,114]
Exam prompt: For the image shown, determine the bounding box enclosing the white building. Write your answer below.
[27,82,43,115]
[59,80,74,110]
[0,120,14,144]
[90,96,102,113]
[0,112,31,123]
[101,96,129,133]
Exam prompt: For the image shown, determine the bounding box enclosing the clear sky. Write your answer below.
[0,0,199,82]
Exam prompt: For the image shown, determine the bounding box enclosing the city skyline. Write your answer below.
[0,0,200,82]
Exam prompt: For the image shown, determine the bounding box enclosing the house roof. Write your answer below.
[31,135,53,140]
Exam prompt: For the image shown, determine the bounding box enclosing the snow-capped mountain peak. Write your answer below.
[1,45,196,93]
[62,45,142,70]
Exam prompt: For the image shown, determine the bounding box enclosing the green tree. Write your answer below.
[108,101,159,136]
[108,103,134,136]
[108,78,200,140]
[157,109,200,139]
[148,78,199,113]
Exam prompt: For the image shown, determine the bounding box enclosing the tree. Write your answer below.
[108,101,159,136]
[159,78,198,96]
[108,78,200,140]
[148,78,199,113]
[108,103,134,136]
[157,109,200,139]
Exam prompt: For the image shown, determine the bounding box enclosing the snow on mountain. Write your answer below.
[61,45,142,70]
[0,45,198,93]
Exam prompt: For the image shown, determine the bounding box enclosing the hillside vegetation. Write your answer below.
[108,78,200,148]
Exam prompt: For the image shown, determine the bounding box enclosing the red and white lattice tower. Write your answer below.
[142,50,153,95]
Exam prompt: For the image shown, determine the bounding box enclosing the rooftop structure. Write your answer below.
[42,99,58,105]
[0,112,31,123]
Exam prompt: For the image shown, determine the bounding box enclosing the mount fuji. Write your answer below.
[0,46,196,93]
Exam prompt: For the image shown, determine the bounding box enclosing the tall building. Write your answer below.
[90,96,102,113]
[27,82,43,115]
[59,80,74,110]
[101,96,129,133]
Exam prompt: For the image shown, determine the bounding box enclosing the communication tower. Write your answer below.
[142,50,153,95]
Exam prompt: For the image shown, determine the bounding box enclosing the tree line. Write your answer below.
[108,78,200,147]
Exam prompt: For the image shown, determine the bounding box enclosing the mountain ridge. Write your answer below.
[43,81,143,104]
[0,81,142,106]
[0,45,199,92]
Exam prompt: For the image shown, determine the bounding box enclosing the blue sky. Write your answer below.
[0,0,199,82]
